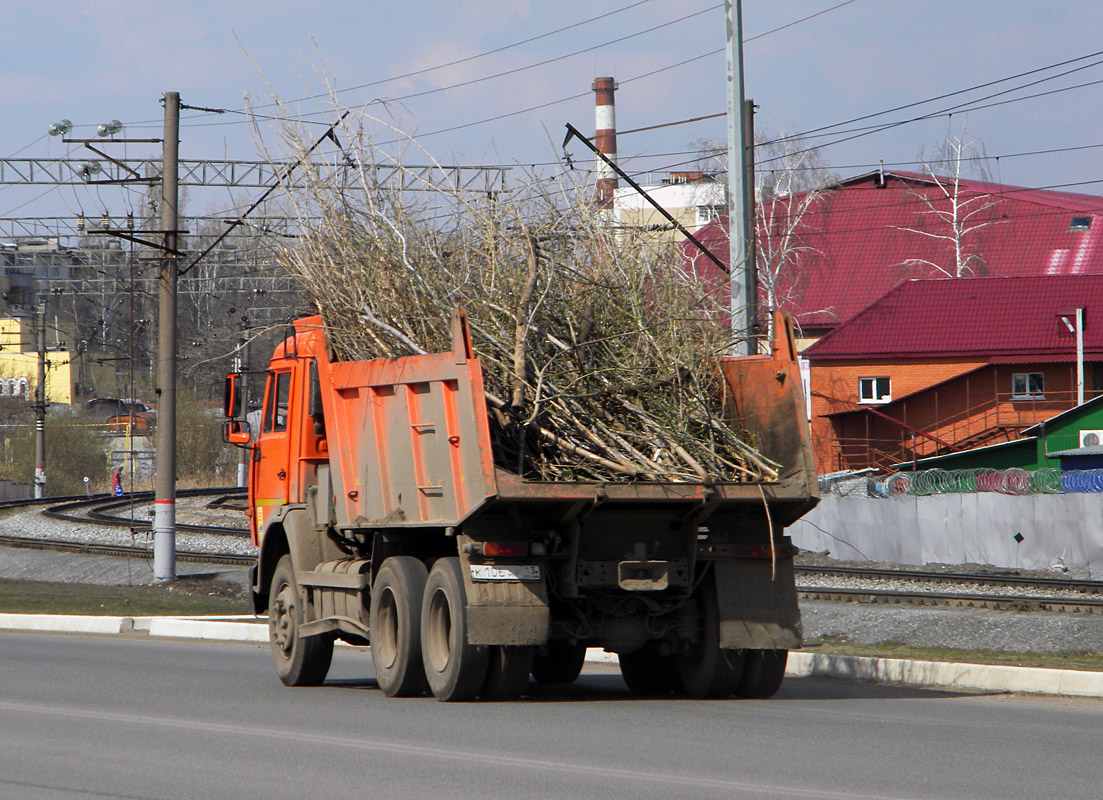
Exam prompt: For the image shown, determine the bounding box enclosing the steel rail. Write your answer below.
[796,564,1103,596]
[0,487,253,567]
[41,487,249,536]
[798,586,1103,615]
[0,533,254,567]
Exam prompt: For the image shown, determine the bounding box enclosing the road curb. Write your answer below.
[4,613,1102,698]
[785,651,1103,697]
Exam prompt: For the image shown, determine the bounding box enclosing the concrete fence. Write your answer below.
[789,493,1103,576]
[0,479,30,502]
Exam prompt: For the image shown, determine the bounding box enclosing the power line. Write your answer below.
[610,47,1103,162]
[110,0,851,135]
[756,57,1103,165]
[123,0,661,129]
[763,47,1103,147]
[738,178,1103,232]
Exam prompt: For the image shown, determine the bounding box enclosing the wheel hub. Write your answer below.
[270,586,296,656]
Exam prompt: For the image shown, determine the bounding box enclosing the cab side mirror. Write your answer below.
[224,373,243,418]
[222,419,251,445]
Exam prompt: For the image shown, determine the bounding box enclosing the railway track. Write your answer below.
[795,564,1103,597]
[3,492,1102,609]
[797,586,1103,614]
[795,564,1103,615]
[0,487,254,568]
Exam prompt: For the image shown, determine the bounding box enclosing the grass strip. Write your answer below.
[0,577,250,616]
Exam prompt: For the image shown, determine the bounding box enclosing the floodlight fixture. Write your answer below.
[97,119,123,137]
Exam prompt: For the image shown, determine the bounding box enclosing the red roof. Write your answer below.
[683,171,1103,331]
[802,274,1103,360]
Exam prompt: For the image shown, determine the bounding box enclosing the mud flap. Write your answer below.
[714,557,802,650]
[458,546,550,646]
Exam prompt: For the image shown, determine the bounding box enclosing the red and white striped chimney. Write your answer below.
[593,76,618,209]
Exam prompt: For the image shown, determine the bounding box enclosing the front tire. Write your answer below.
[268,554,333,686]
[421,557,488,701]
[370,556,429,697]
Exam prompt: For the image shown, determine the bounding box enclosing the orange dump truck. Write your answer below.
[223,310,818,701]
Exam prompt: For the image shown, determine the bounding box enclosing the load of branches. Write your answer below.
[271,120,778,484]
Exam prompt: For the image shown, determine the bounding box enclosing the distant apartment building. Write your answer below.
[613,172,725,240]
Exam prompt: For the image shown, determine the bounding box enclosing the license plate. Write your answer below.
[469,564,542,582]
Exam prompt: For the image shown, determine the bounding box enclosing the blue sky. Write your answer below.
[2,1,1103,222]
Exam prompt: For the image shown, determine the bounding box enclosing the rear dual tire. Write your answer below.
[370,556,429,697]
[421,557,490,702]
[736,649,788,699]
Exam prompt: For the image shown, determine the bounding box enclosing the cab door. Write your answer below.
[250,367,293,544]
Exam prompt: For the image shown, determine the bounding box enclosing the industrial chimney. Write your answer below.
[593,77,618,208]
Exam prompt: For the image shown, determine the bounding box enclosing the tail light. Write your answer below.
[483,541,528,557]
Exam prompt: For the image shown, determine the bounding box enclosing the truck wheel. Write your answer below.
[676,577,740,699]
[421,557,488,701]
[619,646,679,696]
[480,646,535,700]
[268,554,333,686]
[735,649,788,699]
[370,556,429,697]
[531,641,587,685]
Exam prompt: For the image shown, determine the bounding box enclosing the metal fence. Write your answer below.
[817,468,1103,498]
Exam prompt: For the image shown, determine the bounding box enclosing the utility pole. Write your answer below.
[33,304,46,499]
[726,0,756,356]
[153,91,179,583]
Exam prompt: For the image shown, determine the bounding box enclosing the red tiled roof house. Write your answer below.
[802,275,1103,472]
[683,171,1103,346]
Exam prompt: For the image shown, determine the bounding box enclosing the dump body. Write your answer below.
[231,309,818,699]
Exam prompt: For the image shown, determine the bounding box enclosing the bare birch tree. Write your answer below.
[685,132,837,336]
[894,123,1006,278]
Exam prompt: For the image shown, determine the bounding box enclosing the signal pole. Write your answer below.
[153,91,179,583]
[33,304,46,499]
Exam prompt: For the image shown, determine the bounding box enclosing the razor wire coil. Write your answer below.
[819,467,1095,497]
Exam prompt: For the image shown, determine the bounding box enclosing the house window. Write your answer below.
[859,376,891,404]
[695,205,722,227]
[1011,372,1045,399]
[1069,216,1092,232]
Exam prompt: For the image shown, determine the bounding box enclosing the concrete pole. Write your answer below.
[153,92,179,583]
[1077,307,1085,406]
[33,305,46,499]
[593,77,618,209]
[725,0,755,355]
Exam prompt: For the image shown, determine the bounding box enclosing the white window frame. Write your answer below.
[695,205,722,227]
[1011,372,1045,400]
[858,376,891,404]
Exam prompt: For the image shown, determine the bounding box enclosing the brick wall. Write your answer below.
[809,359,1086,471]
[809,358,987,471]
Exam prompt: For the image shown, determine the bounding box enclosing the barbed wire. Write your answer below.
[817,467,1097,498]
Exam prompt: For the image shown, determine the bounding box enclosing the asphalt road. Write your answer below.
[1,634,1100,800]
